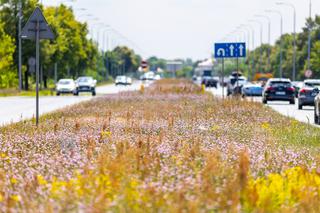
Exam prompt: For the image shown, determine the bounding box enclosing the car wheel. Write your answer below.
[262,98,267,104]
[298,104,303,110]
[56,92,60,96]
[74,91,79,96]
[92,91,96,96]
[290,100,295,105]
[314,109,319,124]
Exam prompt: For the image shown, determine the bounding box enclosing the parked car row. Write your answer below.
[56,76,97,96]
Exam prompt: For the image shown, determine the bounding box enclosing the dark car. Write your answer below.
[314,93,320,124]
[297,80,320,110]
[201,70,218,88]
[201,77,218,88]
[262,78,295,104]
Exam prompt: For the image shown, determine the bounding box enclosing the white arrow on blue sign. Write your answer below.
[214,43,246,58]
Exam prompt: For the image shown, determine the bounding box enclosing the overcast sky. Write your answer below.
[43,0,320,60]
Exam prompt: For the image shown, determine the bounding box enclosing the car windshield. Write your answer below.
[78,77,92,83]
[269,81,291,87]
[116,76,126,80]
[59,80,72,85]
[231,78,245,85]
[305,82,320,87]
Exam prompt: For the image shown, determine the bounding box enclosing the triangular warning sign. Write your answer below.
[21,7,55,40]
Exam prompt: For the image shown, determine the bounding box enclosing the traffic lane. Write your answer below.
[0,81,145,126]
[262,99,315,125]
[96,80,148,94]
[0,96,91,126]
[241,96,316,125]
[208,86,317,126]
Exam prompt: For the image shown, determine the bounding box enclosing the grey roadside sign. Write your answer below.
[28,57,36,73]
[22,7,55,126]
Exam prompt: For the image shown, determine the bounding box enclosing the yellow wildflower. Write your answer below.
[0,153,7,158]
[210,125,220,132]
[10,178,17,185]
[37,175,48,186]
[101,131,112,139]
[261,122,270,130]
[11,195,21,202]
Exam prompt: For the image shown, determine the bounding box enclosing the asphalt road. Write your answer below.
[0,81,145,126]
[208,86,316,126]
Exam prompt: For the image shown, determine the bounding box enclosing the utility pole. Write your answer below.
[18,0,22,91]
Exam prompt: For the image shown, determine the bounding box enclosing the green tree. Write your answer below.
[105,46,141,77]
[147,56,166,70]
[0,21,16,88]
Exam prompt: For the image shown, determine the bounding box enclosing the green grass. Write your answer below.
[0,88,55,97]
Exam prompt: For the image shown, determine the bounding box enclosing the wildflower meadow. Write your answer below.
[0,79,320,212]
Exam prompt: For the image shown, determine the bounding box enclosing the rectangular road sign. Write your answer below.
[214,42,246,58]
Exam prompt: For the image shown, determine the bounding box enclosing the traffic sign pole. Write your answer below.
[18,1,22,91]
[222,58,225,99]
[214,42,246,98]
[21,7,55,126]
[236,57,239,95]
[36,20,40,126]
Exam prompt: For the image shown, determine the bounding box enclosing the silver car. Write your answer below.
[297,79,320,110]
[75,77,97,96]
[56,79,77,96]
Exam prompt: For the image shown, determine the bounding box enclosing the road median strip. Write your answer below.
[0,79,320,211]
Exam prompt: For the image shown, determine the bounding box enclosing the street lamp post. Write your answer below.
[238,26,251,80]
[255,15,271,71]
[307,0,312,70]
[249,19,263,73]
[18,0,22,91]
[277,2,296,81]
[242,24,255,81]
[266,10,283,78]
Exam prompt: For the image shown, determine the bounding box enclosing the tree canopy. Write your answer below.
[0,0,141,89]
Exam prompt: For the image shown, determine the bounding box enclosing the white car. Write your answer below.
[154,74,161,80]
[56,79,76,96]
[126,77,132,85]
[140,72,155,81]
[75,76,97,96]
[115,76,132,86]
